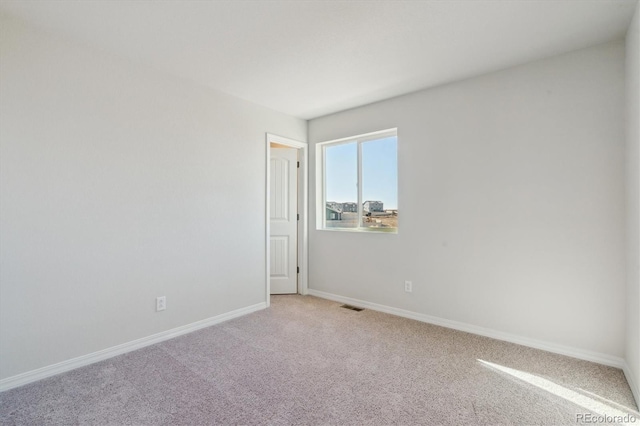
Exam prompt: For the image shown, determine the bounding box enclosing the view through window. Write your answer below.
[319,129,397,232]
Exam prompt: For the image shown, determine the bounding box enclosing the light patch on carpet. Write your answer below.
[478,359,639,424]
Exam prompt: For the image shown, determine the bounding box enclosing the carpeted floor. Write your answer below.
[1,295,638,425]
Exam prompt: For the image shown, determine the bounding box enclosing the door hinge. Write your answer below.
[297,214,300,221]
[297,161,300,168]
[297,266,300,273]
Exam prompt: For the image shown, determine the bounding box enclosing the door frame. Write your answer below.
[265,133,308,306]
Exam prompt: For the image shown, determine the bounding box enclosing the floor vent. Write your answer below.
[341,304,364,312]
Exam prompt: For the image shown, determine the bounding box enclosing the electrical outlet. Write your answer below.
[404,281,412,293]
[156,296,166,312]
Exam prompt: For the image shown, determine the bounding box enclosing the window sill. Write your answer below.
[317,227,398,234]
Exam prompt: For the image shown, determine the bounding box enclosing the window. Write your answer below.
[317,128,398,233]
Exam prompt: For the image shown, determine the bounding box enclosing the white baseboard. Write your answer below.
[0,302,266,392]
[623,362,640,408]
[307,289,626,369]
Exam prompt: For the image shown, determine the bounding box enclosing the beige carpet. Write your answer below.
[1,295,638,425]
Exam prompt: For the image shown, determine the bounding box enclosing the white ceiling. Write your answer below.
[1,0,637,119]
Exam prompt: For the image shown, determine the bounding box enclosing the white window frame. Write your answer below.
[316,128,398,233]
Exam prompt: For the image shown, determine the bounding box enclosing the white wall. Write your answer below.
[309,42,626,359]
[0,16,306,380]
[626,2,640,404]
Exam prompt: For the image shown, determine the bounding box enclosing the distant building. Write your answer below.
[326,206,342,220]
[326,201,342,212]
[363,200,383,213]
[341,202,357,212]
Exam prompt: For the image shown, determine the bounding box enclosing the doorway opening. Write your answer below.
[265,134,308,306]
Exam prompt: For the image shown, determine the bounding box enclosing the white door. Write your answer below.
[270,147,298,294]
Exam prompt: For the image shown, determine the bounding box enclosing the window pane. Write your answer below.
[362,136,398,229]
[325,142,358,228]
